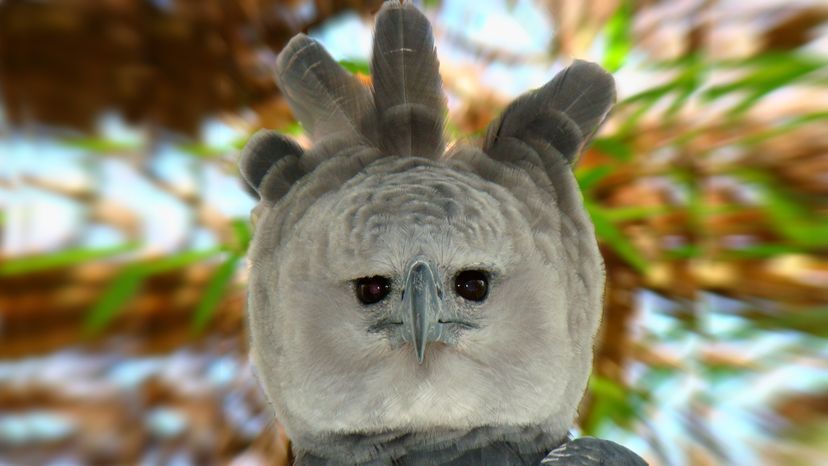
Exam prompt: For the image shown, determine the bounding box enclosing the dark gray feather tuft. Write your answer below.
[484,60,615,166]
[275,34,378,144]
[238,129,306,202]
[257,154,306,204]
[371,1,447,158]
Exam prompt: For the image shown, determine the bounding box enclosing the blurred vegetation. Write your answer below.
[1,0,827,465]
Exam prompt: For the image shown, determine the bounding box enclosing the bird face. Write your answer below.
[247,156,605,440]
[241,2,614,454]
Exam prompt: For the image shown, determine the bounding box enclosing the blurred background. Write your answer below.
[1,0,827,464]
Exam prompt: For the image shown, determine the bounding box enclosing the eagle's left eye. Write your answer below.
[355,276,392,305]
[454,270,489,302]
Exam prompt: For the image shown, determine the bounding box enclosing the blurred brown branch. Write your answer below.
[0,0,383,135]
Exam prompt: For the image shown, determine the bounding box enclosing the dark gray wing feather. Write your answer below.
[371,1,446,158]
[541,437,648,466]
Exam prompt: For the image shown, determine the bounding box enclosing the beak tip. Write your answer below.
[416,347,426,364]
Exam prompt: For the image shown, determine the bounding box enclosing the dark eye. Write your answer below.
[454,270,488,302]
[355,276,392,305]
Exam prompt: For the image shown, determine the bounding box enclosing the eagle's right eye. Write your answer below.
[355,276,392,305]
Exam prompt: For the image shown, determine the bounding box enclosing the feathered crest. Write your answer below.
[482,60,615,167]
[239,0,615,204]
[371,1,446,158]
[274,33,379,146]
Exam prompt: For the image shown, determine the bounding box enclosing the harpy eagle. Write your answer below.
[239,1,647,464]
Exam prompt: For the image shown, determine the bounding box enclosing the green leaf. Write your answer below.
[583,376,645,435]
[590,375,628,400]
[668,168,704,234]
[757,307,828,338]
[231,135,250,150]
[142,248,223,274]
[637,366,678,389]
[590,136,634,161]
[229,218,252,253]
[280,121,305,136]
[84,267,144,334]
[703,53,825,115]
[180,142,225,158]
[739,111,828,147]
[664,243,701,260]
[722,243,805,259]
[0,243,139,276]
[576,165,613,191]
[702,360,755,383]
[586,202,649,273]
[664,86,696,119]
[84,248,222,333]
[620,81,677,106]
[614,54,707,130]
[62,137,139,154]
[602,205,672,222]
[602,1,633,72]
[733,170,828,248]
[338,59,371,75]
[192,253,242,332]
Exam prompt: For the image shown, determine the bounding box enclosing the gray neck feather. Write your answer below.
[294,425,568,465]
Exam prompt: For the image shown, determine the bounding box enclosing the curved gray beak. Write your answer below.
[400,257,446,364]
